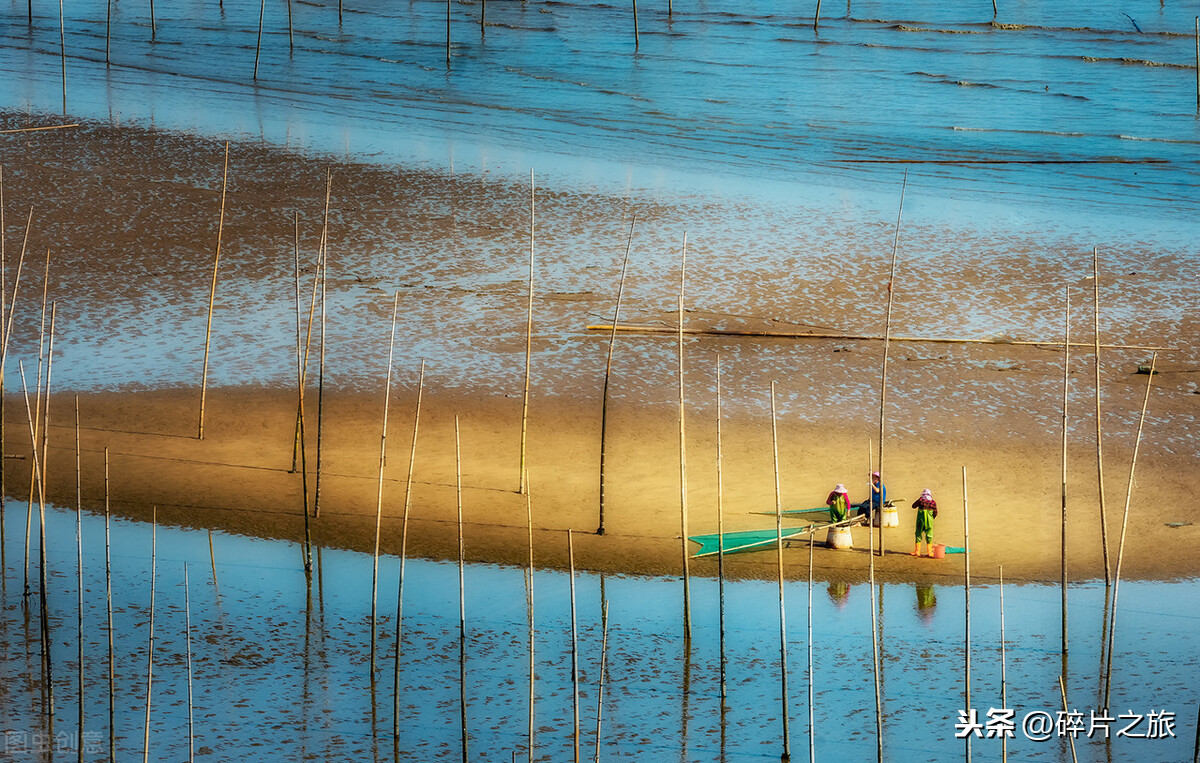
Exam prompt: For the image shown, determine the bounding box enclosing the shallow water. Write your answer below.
[2,503,1197,760]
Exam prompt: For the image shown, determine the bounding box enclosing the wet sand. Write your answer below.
[2,114,1198,584]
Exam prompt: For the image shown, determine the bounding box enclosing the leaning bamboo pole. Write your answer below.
[715,355,727,705]
[877,171,906,558]
[75,397,84,763]
[963,466,972,763]
[677,234,691,644]
[1059,676,1079,763]
[23,248,51,600]
[198,142,230,440]
[454,416,468,763]
[0,205,29,584]
[293,181,331,472]
[519,170,535,494]
[293,216,312,577]
[104,447,114,760]
[393,361,425,751]
[0,168,5,570]
[867,441,882,763]
[584,324,1169,352]
[314,209,329,518]
[1061,287,1070,658]
[597,217,635,535]
[568,529,580,763]
[370,293,401,676]
[769,381,791,762]
[1093,248,1111,587]
[142,506,157,763]
[1101,353,1156,710]
[253,0,266,79]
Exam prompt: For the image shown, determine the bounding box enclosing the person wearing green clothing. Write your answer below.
[911,488,938,557]
[826,484,850,523]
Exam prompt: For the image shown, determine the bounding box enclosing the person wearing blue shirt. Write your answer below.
[856,471,886,524]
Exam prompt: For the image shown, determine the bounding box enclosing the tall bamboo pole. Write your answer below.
[58,0,66,113]
[593,598,610,763]
[597,217,635,535]
[1101,353,1155,709]
[393,361,424,752]
[769,382,791,762]
[106,0,112,64]
[1092,247,1111,586]
[804,531,814,763]
[568,529,580,763]
[813,0,822,31]
[868,441,882,763]
[877,171,907,558]
[198,142,230,440]
[293,179,331,472]
[454,416,468,763]
[1061,287,1070,657]
[519,170,534,494]
[253,0,266,79]
[445,0,451,66]
[677,234,691,644]
[314,211,329,518]
[370,293,401,676]
[293,215,312,576]
[75,396,84,763]
[142,506,157,763]
[999,565,1007,763]
[185,564,194,763]
[105,447,114,760]
[1195,17,1198,114]
[23,247,51,600]
[632,0,639,49]
[715,355,727,705]
[0,169,5,572]
[962,466,972,763]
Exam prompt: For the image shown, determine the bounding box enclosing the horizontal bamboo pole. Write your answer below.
[0,124,80,135]
[585,324,1172,352]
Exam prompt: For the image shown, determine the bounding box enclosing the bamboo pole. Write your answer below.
[142,506,157,763]
[370,293,401,676]
[584,323,1169,352]
[867,441,882,763]
[1061,287,1070,658]
[991,0,997,18]
[454,416,468,763]
[999,565,1007,763]
[150,0,156,39]
[314,209,329,519]
[253,0,266,79]
[1093,248,1111,587]
[813,0,821,31]
[962,466,972,763]
[1195,17,1198,114]
[75,396,84,763]
[39,305,59,709]
[286,0,293,52]
[293,181,331,472]
[519,170,534,494]
[208,530,219,594]
[568,529,580,763]
[1193,700,1199,763]
[1101,353,1155,709]
[23,247,51,600]
[677,234,691,644]
[293,216,312,577]
[104,447,115,761]
[1058,676,1079,763]
[632,0,639,49]
[198,142,230,441]
[445,0,451,66]
[877,171,906,559]
[525,468,535,763]
[0,125,81,135]
[715,355,727,705]
[0,167,6,586]
[593,598,610,763]
[106,0,112,65]
[393,362,424,752]
[0,203,29,594]
[19,362,53,714]
[597,217,635,536]
[59,0,66,114]
[480,0,485,35]
[185,564,194,763]
[807,531,814,763]
[769,381,791,762]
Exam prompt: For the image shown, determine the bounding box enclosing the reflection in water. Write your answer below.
[915,584,937,623]
[1,505,1197,761]
[827,580,851,609]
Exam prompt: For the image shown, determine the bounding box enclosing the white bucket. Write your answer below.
[826,526,853,550]
[880,505,899,528]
